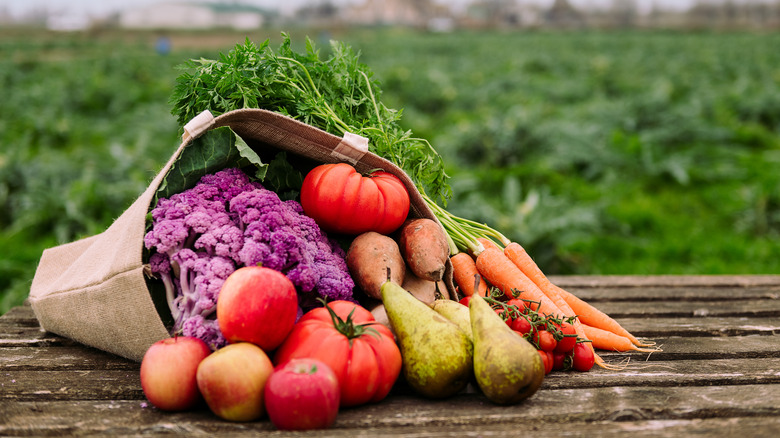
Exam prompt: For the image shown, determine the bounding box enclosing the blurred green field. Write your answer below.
[1,28,779,314]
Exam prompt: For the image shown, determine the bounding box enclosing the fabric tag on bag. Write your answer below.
[330,131,369,165]
[182,110,216,142]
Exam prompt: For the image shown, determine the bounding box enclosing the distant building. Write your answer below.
[47,14,91,31]
[343,0,452,29]
[546,0,585,28]
[461,0,543,29]
[118,1,265,30]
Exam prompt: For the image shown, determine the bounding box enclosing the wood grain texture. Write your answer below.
[2,276,779,436]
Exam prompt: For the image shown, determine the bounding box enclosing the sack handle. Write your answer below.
[183,109,369,165]
[331,131,369,165]
[181,110,215,143]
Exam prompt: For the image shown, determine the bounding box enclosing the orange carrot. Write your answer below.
[475,247,563,317]
[476,237,502,253]
[555,285,655,348]
[582,324,660,353]
[504,242,575,317]
[502,241,653,349]
[450,252,488,297]
[501,241,652,369]
[503,242,605,364]
[503,243,580,322]
[503,242,547,286]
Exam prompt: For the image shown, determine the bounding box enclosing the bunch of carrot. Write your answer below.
[426,197,659,370]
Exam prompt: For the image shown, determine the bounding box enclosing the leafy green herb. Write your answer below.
[169,33,451,205]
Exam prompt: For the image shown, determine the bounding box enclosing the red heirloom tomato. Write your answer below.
[273,300,402,408]
[300,163,411,235]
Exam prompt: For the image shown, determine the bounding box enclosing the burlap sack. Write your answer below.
[28,108,455,362]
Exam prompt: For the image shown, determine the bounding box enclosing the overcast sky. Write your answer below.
[0,0,705,19]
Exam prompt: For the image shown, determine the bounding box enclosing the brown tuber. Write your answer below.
[346,231,405,300]
[402,270,448,305]
[398,218,450,282]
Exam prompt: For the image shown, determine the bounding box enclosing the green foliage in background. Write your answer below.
[0,33,197,313]
[1,29,779,314]
[350,30,780,275]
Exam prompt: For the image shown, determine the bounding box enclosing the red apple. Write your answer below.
[217,266,298,351]
[196,342,274,422]
[264,358,340,430]
[140,336,211,411]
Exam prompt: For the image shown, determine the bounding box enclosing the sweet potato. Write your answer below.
[368,302,395,339]
[401,271,437,305]
[346,231,405,300]
[402,270,449,305]
[398,218,449,282]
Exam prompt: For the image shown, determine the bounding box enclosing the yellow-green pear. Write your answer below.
[469,294,545,405]
[430,299,472,342]
[381,280,473,399]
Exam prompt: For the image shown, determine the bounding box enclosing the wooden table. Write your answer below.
[2,275,779,437]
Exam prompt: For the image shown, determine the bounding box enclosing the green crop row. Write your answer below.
[1,29,779,314]
[0,33,194,312]
[351,30,780,275]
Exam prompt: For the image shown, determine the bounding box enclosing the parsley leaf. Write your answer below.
[169,33,452,205]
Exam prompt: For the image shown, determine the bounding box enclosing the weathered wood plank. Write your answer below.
[3,333,778,373]
[0,326,79,348]
[550,275,780,288]
[1,414,778,438]
[4,312,778,351]
[3,334,778,380]
[0,306,41,327]
[4,289,778,338]
[324,385,780,426]
[10,298,780,333]
[5,299,779,344]
[3,350,779,403]
[2,385,779,436]
[583,299,780,318]
[9,317,776,354]
[2,274,780,437]
[563,286,780,302]
[611,316,780,337]
[1,369,145,401]
[543,357,780,389]
[0,346,138,371]
[597,334,780,360]
[1,417,778,438]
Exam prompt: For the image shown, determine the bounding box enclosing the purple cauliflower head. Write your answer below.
[145,167,355,350]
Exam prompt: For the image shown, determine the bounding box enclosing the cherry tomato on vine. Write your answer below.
[538,350,553,375]
[506,298,526,310]
[552,351,567,371]
[510,316,532,335]
[553,321,578,354]
[571,342,596,372]
[494,309,512,326]
[533,329,557,352]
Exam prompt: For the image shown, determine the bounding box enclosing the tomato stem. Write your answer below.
[319,298,380,342]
